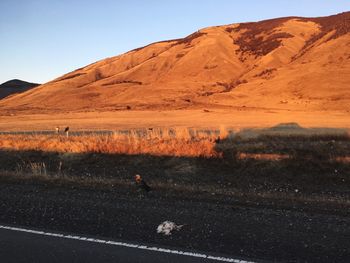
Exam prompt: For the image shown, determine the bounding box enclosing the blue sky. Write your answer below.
[0,0,349,84]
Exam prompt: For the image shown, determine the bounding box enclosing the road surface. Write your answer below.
[0,177,349,262]
[0,225,253,263]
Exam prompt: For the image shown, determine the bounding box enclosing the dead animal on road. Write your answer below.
[135,174,152,192]
[157,221,184,236]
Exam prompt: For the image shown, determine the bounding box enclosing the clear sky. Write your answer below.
[0,0,349,84]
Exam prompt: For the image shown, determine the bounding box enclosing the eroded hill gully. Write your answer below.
[72,41,186,89]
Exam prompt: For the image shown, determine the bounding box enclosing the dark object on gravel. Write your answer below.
[135,174,152,192]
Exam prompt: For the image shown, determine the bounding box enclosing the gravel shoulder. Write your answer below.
[0,179,349,262]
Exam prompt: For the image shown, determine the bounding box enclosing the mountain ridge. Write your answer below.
[0,79,40,100]
[0,11,349,113]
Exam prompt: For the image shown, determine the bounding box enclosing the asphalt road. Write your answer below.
[0,226,251,263]
[0,180,349,262]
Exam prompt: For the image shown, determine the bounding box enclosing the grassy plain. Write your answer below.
[1,109,349,131]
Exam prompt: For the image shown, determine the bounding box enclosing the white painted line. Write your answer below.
[0,224,255,263]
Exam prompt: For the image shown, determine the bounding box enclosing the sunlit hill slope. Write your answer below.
[1,12,349,113]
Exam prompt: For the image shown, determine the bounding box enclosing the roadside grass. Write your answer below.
[1,167,349,211]
[0,169,130,190]
[217,133,350,162]
[0,151,349,210]
[0,126,349,208]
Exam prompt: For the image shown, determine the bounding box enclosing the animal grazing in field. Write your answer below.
[64,126,69,138]
[135,174,152,192]
[55,126,60,134]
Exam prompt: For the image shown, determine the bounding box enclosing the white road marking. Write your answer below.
[0,224,255,263]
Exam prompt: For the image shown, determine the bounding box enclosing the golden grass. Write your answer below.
[0,128,223,158]
[1,127,349,161]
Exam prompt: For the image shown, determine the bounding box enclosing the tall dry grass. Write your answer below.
[1,127,349,161]
[0,127,224,157]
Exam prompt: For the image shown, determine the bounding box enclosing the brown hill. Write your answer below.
[0,79,39,100]
[1,12,349,113]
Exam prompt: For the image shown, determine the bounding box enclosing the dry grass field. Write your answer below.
[0,128,349,207]
[1,109,350,132]
[1,123,349,159]
[0,127,219,157]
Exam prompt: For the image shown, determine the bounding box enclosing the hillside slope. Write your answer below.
[1,12,349,113]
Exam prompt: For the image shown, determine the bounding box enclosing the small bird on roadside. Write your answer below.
[135,174,152,192]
